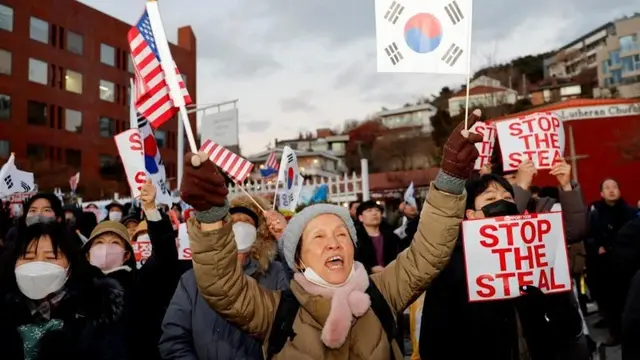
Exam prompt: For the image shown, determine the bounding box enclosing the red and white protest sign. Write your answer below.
[131,224,191,268]
[177,223,191,260]
[495,112,565,171]
[462,212,571,302]
[470,122,496,170]
[114,129,148,198]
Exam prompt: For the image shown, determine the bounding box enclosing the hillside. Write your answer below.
[472,51,554,93]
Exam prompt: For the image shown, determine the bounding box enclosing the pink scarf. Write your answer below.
[293,262,371,348]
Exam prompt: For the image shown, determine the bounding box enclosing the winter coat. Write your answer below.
[513,183,587,244]
[586,199,637,254]
[188,183,464,359]
[419,237,588,360]
[0,266,127,360]
[86,209,183,360]
[355,221,410,274]
[159,260,289,359]
[622,267,640,359]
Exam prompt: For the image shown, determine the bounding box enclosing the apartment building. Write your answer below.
[0,0,197,198]
[448,76,518,116]
[376,103,436,132]
[544,14,640,98]
[597,15,640,97]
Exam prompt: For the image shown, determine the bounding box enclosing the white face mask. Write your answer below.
[301,261,355,288]
[109,212,122,221]
[232,222,257,253]
[15,261,68,300]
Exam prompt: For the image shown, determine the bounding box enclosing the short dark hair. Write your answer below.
[599,177,619,191]
[464,174,514,211]
[530,185,541,195]
[356,200,383,217]
[348,201,360,210]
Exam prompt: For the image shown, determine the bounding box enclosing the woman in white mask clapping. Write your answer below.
[0,222,127,359]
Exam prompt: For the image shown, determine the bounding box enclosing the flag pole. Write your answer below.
[272,181,278,210]
[237,183,266,213]
[145,0,198,156]
[129,79,138,129]
[462,5,474,130]
[177,106,184,188]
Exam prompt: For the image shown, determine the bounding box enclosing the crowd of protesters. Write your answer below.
[0,110,639,359]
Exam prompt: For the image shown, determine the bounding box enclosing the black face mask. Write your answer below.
[480,199,519,218]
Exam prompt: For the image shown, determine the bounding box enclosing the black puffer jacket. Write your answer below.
[0,265,127,360]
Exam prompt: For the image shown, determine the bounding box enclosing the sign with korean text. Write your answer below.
[462,212,571,302]
[495,112,565,171]
[470,122,496,170]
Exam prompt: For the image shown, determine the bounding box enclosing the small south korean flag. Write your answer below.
[375,0,473,74]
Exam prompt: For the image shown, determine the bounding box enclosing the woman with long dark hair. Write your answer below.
[0,222,127,359]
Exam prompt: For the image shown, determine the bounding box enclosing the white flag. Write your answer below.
[404,182,416,208]
[0,154,35,197]
[275,146,304,212]
[375,0,473,74]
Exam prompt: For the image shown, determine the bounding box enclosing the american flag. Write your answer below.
[199,140,254,183]
[127,10,191,128]
[265,152,279,171]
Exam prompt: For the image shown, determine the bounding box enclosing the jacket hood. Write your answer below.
[230,194,277,274]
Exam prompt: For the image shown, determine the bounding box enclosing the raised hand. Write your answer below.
[549,158,572,191]
[440,109,484,180]
[179,152,229,212]
[140,179,157,211]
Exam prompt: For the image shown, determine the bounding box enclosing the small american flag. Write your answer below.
[69,172,80,193]
[127,10,191,128]
[265,152,279,171]
[199,140,254,183]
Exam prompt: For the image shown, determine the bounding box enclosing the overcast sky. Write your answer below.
[80,0,636,156]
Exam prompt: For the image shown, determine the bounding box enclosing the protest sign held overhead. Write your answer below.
[114,128,172,205]
[495,112,565,172]
[469,122,496,170]
[374,0,473,74]
[462,212,571,302]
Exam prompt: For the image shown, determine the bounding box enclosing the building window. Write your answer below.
[155,130,166,148]
[99,80,115,102]
[602,60,608,74]
[611,69,622,85]
[29,17,49,44]
[66,31,83,55]
[26,144,47,161]
[64,69,83,94]
[0,140,9,157]
[28,58,48,84]
[0,4,13,32]
[0,49,10,75]
[619,34,638,53]
[0,94,10,120]
[622,56,635,74]
[99,117,116,137]
[100,43,115,66]
[127,54,135,73]
[99,154,117,176]
[27,101,47,126]
[610,50,621,65]
[64,109,82,133]
[65,149,82,168]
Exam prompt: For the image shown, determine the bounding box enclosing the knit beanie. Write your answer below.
[278,203,358,271]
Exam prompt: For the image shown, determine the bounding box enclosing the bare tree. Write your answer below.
[372,130,438,171]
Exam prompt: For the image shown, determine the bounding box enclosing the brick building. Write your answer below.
[0,0,197,199]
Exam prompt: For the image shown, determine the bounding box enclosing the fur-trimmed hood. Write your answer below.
[230,195,277,274]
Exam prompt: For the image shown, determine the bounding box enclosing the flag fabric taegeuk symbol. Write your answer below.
[69,172,80,192]
[0,154,35,197]
[199,140,254,183]
[275,146,304,212]
[128,10,191,128]
[375,0,473,74]
[137,114,163,174]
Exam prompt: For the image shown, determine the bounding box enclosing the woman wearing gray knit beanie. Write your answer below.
[181,110,484,359]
